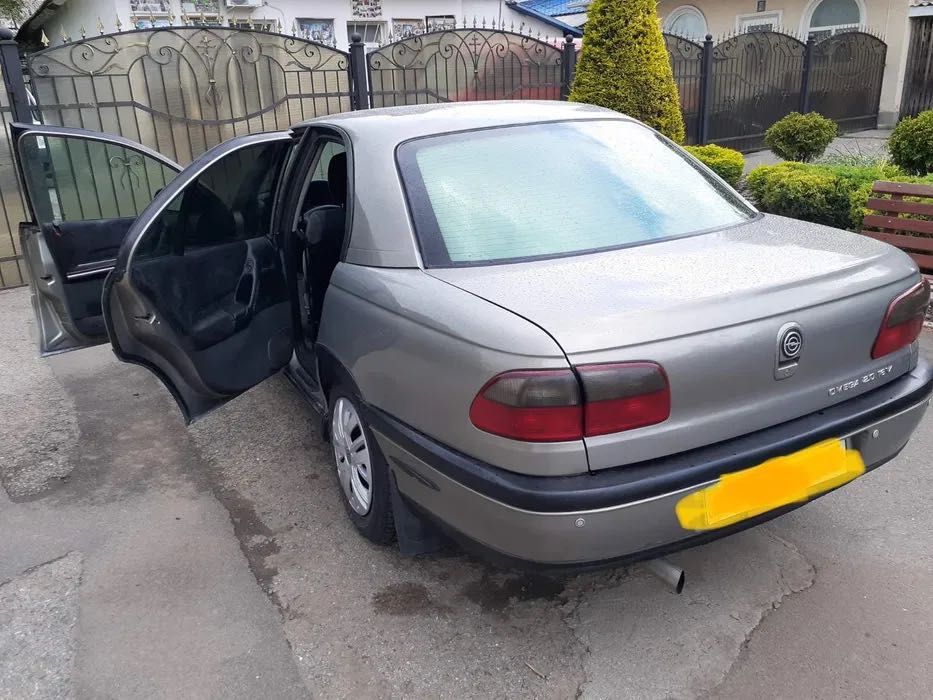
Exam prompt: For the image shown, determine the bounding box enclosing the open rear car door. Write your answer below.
[12,124,181,354]
[102,132,296,422]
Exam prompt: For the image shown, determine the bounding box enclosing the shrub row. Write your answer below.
[685,144,745,187]
[746,162,933,230]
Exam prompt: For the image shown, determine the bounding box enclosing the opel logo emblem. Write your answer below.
[781,328,803,360]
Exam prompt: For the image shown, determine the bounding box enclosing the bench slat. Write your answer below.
[863,214,933,235]
[871,181,933,198]
[862,230,933,252]
[866,197,933,217]
[906,251,933,272]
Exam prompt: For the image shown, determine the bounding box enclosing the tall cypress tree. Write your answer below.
[570,0,686,143]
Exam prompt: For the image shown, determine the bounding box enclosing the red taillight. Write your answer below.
[578,362,671,436]
[469,370,582,442]
[872,280,930,359]
[469,363,671,442]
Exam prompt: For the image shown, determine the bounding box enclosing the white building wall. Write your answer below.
[38,0,560,50]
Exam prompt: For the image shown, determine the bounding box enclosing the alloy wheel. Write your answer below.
[331,397,373,516]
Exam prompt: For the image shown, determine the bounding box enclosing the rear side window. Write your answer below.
[397,120,756,266]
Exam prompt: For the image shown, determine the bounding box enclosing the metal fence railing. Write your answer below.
[0,21,888,291]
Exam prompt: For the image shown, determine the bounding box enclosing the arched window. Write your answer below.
[664,6,708,39]
[806,0,862,40]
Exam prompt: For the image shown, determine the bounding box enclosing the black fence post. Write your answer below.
[561,34,576,100]
[697,33,714,145]
[348,33,369,110]
[0,28,32,124]
[799,35,815,114]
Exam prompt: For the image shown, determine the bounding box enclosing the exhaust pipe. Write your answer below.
[645,558,685,594]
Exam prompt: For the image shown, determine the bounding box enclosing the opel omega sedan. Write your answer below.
[14,102,932,567]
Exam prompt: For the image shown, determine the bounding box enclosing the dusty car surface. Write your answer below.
[13,101,933,567]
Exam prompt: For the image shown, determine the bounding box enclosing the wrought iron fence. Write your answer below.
[663,34,704,146]
[663,29,886,151]
[367,27,571,106]
[901,17,933,119]
[808,32,887,132]
[25,27,353,165]
[0,21,890,291]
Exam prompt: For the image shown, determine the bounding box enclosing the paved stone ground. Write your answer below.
[2,285,932,699]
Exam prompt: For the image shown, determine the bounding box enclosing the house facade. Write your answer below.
[16,0,578,51]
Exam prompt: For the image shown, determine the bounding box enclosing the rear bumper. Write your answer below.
[367,358,933,567]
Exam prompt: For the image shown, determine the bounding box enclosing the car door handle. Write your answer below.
[133,312,156,324]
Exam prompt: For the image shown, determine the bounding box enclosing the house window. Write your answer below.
[664,6,707,39]
[426,15,456,32]
[736,10,782,33]
[131,0,170,14]
[391,18,425,39]
[352,0,382,19]
[181,0,220,20]
[347,21,386,48]
[229,19,278,32]
[297,19,335,44]
[806,0,862,39]
[134,18,172,29]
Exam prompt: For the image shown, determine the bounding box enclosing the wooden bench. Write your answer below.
[861,181,933,275]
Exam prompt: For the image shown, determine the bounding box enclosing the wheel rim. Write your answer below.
[331,397,373,516]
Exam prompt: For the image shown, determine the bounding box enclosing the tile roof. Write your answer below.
[516,0,590,17]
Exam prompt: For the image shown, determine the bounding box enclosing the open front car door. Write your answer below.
[102,132,295,422]
[12,124,181,355]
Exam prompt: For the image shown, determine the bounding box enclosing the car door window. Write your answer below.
[14,128,181,355]
[19,133,176,226]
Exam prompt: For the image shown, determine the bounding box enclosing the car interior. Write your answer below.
[293,139,349,344]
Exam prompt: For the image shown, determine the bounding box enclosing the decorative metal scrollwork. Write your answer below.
[26,27,353,164]
[368,28,563,104]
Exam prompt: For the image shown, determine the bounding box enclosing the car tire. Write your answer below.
[328,385,395,545]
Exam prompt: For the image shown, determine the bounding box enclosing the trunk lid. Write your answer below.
[428,215,920,470]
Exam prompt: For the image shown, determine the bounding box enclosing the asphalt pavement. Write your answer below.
[1,285,931,699]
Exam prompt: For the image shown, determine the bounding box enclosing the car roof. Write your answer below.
[297,101,625,144]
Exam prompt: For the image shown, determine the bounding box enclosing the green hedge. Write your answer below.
[685,144,745,188]
[889,110,933,175]
[763,112,838,163]
[746,162,933,230]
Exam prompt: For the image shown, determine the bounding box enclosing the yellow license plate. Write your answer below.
[675,439,865,531]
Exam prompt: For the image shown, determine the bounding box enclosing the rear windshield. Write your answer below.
[397,119,756,267]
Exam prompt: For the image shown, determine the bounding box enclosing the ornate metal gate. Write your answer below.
[708,31,807,152]
[808,32,887,132]
[367,26,572,106]
[26,27,352,165]
[663,34,704,145]
[902,17,933,119]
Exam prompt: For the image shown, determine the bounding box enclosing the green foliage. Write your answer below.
[888,111,933,176]
[764,112,838,163]
[745,161,933,230]
[569,0,685,143]
[685,144,745,187]
[0,0,27,22]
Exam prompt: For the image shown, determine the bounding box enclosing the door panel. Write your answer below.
[103,133,295,422]
[12,124,181,355]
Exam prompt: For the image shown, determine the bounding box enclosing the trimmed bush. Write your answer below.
[764,112,838,163]
[744,162,929,230]
[888,110,933,175]
[569,0,685,143]
[685,144,745,187]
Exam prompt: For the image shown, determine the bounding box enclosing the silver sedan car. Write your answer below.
[14,102,932,568]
